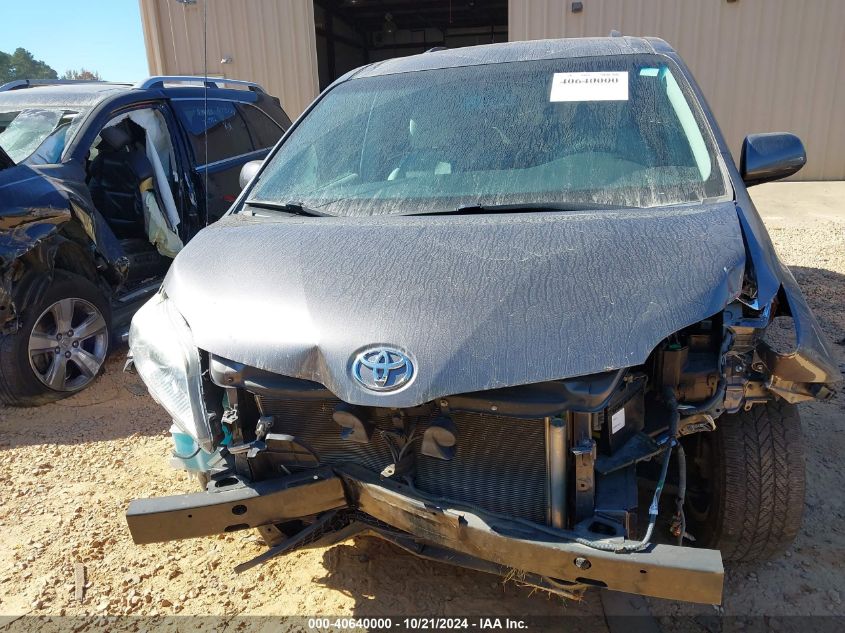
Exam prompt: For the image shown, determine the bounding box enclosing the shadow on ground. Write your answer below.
[313,536,607,630]
[0,347,167,449]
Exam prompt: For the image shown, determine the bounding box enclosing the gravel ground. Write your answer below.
[0,183,843,631]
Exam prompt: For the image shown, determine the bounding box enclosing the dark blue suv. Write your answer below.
[0,77,291,404]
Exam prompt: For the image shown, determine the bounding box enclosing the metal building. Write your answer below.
[139,0,845,180]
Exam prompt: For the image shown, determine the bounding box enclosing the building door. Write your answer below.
[313,0,508,91]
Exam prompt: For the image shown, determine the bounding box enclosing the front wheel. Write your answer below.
[683,400,805,562]
[0,273,111,406]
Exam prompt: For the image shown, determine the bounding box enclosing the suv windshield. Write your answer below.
[248,54,727,217]
[0,107,86,164]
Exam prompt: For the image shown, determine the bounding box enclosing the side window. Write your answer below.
[171,100,252,164]
[237,104,284,150]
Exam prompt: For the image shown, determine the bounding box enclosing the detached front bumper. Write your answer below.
[126,465,723,604]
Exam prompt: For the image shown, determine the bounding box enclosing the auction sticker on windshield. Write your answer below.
[549,71,629,102]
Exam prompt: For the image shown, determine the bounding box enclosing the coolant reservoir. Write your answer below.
[169,424,223,472]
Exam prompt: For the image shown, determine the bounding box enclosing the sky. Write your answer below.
[0,0,149,81]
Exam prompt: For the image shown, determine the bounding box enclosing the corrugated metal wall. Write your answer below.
[140,0,844,180]
[509,0,845,181]
[138,0,320,119]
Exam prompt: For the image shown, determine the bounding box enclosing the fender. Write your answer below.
[671,47,842,395]
[734,205,842,396]
[0,163,123,333]
[0,232,106,334]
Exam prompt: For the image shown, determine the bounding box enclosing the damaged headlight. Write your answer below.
[129,291,212,452]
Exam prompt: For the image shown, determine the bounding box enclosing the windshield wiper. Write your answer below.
[408,202,627,216]
[244,200,331,217]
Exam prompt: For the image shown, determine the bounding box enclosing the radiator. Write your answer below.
[256,397,549,524]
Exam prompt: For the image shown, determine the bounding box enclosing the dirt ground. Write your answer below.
[0,182,843,631]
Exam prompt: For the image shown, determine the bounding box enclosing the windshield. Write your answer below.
[248,54,727,217]
[0,107,86,164]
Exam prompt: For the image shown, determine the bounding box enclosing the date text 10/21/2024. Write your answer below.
[307,618,529,630]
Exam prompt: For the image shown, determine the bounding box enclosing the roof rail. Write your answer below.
[134,76,265,93]
[0,78,122,92]
[425,46,448,53]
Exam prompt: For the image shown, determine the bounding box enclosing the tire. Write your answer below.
[683,400,805,562]
[0,272,111,406]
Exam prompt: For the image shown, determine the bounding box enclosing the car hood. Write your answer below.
[164,203,746,407]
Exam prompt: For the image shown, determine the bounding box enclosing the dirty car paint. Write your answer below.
[0,162,125,329]
[164,202,750,408]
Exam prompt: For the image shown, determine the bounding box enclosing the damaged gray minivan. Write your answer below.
[126,38,841,604]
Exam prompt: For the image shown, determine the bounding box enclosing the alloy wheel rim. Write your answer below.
[27,297,108,392]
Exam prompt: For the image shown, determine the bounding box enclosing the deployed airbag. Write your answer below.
[103,110,182,257]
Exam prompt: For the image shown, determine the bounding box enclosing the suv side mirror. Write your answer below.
[740,133,806,186]
[239,160,263,190]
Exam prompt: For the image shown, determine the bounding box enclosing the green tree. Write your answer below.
[62,68,102,81]
[0,48,58,83]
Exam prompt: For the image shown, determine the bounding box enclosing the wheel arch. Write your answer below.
[4,235,110,334]
[0,270,113,406]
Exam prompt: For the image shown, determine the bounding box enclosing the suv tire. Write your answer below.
[0,272,111,406]
[684,400,805,562]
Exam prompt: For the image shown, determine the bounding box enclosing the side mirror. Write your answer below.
[239,160,263,190]
[740,133,806,186]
